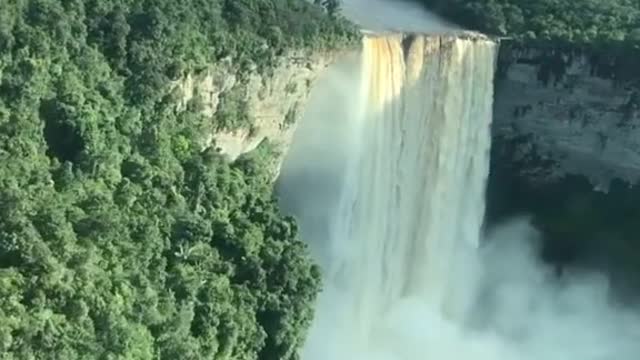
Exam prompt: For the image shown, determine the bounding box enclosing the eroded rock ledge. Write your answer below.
[172,49,341,166]
[493,44,640,189]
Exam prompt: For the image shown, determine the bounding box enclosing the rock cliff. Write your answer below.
[174,49,341,166]
[493,44,640,189]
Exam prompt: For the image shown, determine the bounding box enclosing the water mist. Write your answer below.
[276,1,640,359]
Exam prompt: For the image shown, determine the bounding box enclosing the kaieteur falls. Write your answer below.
[277,19,640,360]
[279,31,497,359]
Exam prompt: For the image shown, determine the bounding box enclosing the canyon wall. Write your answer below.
[493,44,640,189]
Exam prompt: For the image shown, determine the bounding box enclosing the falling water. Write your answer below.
[278,33,497,359]
[335,33,495,340]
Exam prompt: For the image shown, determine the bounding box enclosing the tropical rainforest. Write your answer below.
[0,0,355,358]
[4,0,640,357]
[419,0,640,46]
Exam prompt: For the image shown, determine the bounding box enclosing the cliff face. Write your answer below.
[172,38,640,191]
[174,49,339,165]
[493,45,640,189]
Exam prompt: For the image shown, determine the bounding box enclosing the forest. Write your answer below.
[0,0,356,358]
[10,0,640,358]
[418,0,640,47]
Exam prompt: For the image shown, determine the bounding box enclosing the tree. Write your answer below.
[0,0,351,358]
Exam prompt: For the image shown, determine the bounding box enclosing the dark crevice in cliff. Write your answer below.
[486,135,640,301]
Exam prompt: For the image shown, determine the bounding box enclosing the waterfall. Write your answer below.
[278,29,640,360]
[348,33,494,338]
[277,33,497,359]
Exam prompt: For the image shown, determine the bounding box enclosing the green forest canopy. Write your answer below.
[0,0,356,359]
[417,0,640,47]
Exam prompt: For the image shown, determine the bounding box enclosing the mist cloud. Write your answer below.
[299,219,640,360]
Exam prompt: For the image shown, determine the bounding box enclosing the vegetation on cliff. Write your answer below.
[0,0,355,358]
[418,0,640,47]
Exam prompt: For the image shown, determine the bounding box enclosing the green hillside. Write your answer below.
[0,0,355,358]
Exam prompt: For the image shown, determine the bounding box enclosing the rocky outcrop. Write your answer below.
[174,49,342,165]
[493,45,640,190]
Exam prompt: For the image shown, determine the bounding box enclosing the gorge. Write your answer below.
[274,0,640,359]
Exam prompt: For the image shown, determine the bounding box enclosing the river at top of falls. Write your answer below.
[338,0,457,34]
